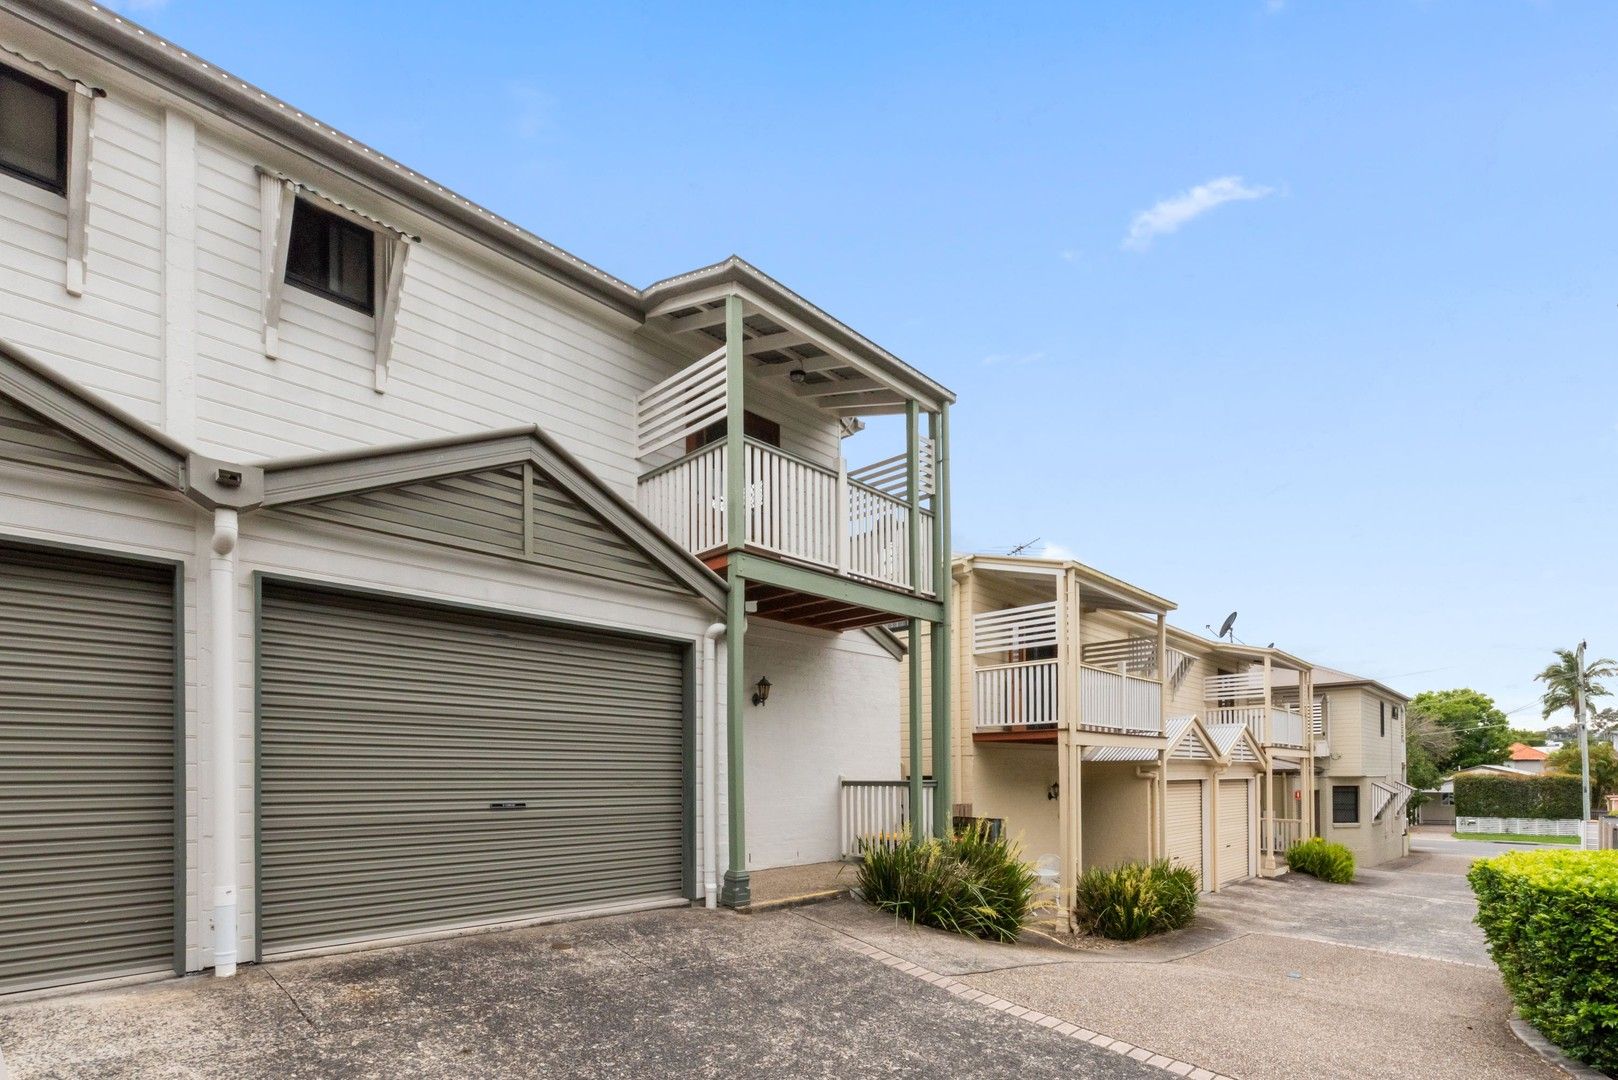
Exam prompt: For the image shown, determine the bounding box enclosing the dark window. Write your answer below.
[0,64,68,194]
[1013,645,1058,663]
[1380,700,1386,737]
[686,411,781,452]
[1332,785,1360,824]
[285,198,375,313]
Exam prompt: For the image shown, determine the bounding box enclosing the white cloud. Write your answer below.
[1039,542,1078,562]
[981,350,1045,367]
[1123,175,1275,251]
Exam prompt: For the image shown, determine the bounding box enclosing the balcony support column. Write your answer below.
[928,406,953,836]
[1260,656,1277,874]
[1303,668,1317,839]
[720,566,750,907]
[723,293,746,554]
[908,617,925,839]
[1056,568,1080,926]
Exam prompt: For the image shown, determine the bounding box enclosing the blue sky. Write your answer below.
[119,1,1618,725]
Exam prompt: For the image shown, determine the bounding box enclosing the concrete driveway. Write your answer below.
[0,906,1163,1080]
[930,839,1563,1080]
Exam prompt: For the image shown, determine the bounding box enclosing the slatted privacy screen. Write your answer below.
[1165,648,1197,691]
[1370,779,1414,821]
[1205,670,1266,701]
[0,544,177,994]
[258,582,687,954]
[846,438,935,500]
[1081,636,1157,676]
[972,602,1059,655]
[635,346,727,459]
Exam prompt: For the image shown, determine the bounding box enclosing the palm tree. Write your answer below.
[1535,647,1618,720]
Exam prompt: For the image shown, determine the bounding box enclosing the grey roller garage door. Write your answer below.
[258,582,689,955]
[0,543,178,994]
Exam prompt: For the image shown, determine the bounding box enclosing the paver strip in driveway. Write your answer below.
[0,906,1169,1080]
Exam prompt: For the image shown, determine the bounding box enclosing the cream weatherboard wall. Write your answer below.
[1317,685,1409,866]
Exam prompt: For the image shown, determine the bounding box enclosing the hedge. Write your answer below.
[1453,771,1582,819]
[1285,838,1355,883]
[1468,850,1618,1070]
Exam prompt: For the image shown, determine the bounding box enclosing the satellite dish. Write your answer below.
[1217,612,1238,640]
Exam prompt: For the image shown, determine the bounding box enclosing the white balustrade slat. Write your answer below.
[637,439,936,595]
[1079,665,1162,735]
[974,659,1060,729]
[839,780,936,856]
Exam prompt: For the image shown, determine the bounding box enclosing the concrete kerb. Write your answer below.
[1508,1018,1609,1080]
[836,936,1236,1080]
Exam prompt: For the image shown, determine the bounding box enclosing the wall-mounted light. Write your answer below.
[751,676,772,707]
[1046,781,1059,801]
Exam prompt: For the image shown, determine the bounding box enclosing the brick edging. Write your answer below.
[839,938,1235,1080]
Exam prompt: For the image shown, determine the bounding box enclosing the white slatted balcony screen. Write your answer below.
[846,438,935,500]
[1205,670,1267,701]
[1081,636,1157,676]
[1370,779,1413,821]
[635,346,727,459]
[972,602,1059,655]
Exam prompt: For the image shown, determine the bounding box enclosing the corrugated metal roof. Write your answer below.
[1082,745,1159,763]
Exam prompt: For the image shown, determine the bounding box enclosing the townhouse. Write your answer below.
[0,0,953,996]
[1273,666,1413,866]
[898,555,1312,914]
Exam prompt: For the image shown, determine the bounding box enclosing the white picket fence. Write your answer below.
[839,779,937,857]
[1455,816,1583,838]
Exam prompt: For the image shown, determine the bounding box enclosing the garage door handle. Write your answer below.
[489,802,528,810]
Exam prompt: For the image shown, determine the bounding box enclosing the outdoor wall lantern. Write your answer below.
[1046,781,1059,801]
[751,676,772,707]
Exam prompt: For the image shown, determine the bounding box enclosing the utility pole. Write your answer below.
[1576,640,1592,833]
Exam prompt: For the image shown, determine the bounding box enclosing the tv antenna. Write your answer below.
[1007,538,1041,556]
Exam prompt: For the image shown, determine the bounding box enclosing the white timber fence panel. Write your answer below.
[1080,665,1162,735]
[974,659,1059,729]
[972,602,1059,655]
[839,780,936,857]
[1455,816,1585,838]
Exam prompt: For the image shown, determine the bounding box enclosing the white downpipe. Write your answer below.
[702,622,726,908]
[209,509,239,976]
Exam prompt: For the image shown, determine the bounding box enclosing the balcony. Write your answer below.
[637,439,934,595]
[1204,705,1308,749]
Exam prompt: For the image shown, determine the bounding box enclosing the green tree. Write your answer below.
[1535,647,1618,720]
[1409,688,1512,773]
[1544,742,1618,806]
[1592,707,1618,739]
[1507,727,1548,747]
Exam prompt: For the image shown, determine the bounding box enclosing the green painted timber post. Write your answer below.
[908,616,924,841]
[929,405,953,837]
[720,293,751,906]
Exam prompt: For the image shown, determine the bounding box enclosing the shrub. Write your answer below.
[856,822,1038,942]
[1454,772,1582,819]
[1072,860,1199,941]
[1469,850,1618,1070]
[1285,838,1356,883]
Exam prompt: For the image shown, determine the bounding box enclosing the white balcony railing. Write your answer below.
[839,779,936,857]
[637,439,934,595]
[1204,705,1308,748]
[1205,670,1267,700]
[973,661,1163,735]
[1080,664,1163,736]
[974,659,1059,729]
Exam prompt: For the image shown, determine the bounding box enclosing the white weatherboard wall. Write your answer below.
[742,622,899,870]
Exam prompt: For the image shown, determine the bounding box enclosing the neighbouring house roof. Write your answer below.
[1270,664,1410,703]
[1508,742,1549,762]
[953,553,1176,615]
[11,2,954,409]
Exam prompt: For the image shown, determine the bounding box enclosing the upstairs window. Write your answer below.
[1380,700,1387,737]
[285,198,374,314]
[0,64,68,194]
